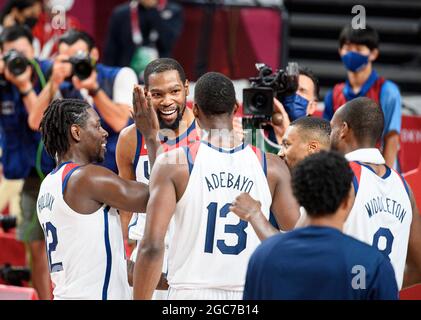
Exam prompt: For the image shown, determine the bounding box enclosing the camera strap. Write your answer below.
[29,59,47,181]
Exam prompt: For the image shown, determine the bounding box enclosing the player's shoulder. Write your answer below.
[154,148,189,170]
[119,123,137,138]
[265,153,289,176]
[117,124,138,150]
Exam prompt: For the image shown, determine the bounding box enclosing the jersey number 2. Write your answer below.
[204,202,248,255]
[372,227,394,260]
[43,222,64,273]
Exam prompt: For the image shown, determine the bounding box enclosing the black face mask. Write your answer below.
[24,16,38,29]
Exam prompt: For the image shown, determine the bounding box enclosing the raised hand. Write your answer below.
[132,84,160,140]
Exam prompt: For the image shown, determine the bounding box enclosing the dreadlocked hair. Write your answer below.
[40,99,91,158]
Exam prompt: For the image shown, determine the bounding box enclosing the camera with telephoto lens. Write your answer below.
[0,214,17,232]
[242,62,299,128]
[0,264,31,287]
[2,50,29,76]
[67,51,95,80]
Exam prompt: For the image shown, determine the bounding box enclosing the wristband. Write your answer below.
[20,86,34,97]
[89,86,101,97]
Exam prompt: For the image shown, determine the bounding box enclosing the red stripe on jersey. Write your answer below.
[62,163,80,183]
[251,145,264,167]
[188,141,201,164]
[349,161,362,184]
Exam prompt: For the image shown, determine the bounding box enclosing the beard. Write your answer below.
[158,105,186,130]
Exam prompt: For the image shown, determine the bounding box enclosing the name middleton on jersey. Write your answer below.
[365,195,407,223]
[205,172,255,193]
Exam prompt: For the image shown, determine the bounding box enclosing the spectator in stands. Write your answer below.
[46,29,137,173]
[0,0,42,31]
[0,25,56,300]
[323,24,402,169]
[32,0,82,59]
[104,0,183,81]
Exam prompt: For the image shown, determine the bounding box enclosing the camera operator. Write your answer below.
[261,67,320,149]
[238,65,320,154]
[0,25,55,300]
[46,29,137,173]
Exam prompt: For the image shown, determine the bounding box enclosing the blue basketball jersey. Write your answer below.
[243,226,398,300]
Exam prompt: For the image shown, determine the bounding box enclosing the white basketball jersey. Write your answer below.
[344,161,412,289]
[128,123,198,262]
[37,162,131,300]
[167,141,272,292]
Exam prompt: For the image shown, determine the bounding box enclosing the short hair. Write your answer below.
[0,25,33,50]
[339,24,379,50]
[40,99,91,158]
[299,66,320,101]
[58,29,95,51]
[144,58,186,87]
[292,151,353,217]
[0,0,36,25]
[339,97,384,145]
[290,117,331,147]
[194,72,236,115]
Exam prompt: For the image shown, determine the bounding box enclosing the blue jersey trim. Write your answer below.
[397,172,411,198]
[203,141,246,154]
[262,152,267,177]
[51,161,71,175]
[352,175,359,195]
[158,121,196,146]
[269,211,279,230]
[133,129,143,173]
[182,146,194,175]
[127,214,139,236]
[102,206,112,300]
[356,161,391,180]
[61,166,80,195]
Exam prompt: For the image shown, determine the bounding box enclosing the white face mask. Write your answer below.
[46,0,75,12]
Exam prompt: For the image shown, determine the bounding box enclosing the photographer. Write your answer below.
[45,29,137,173]
[0,25,55,300]
[239,65,320,154]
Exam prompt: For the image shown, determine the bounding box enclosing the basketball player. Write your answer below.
[231,116,331,238]
[330,97,421,289]
[132,72,300,300]
[244,151,398,300]
[116,58,198,298]
[233,97,421,290]
[36,99,151,299]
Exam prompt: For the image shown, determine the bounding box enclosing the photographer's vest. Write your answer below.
[60,64,131,173]
[332,75,385,113]
[0,59,55,179]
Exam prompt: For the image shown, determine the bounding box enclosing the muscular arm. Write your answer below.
[403,187,421,288]
[267,154,300,230]
[116,125,137,239]
[383,132,399,168]
[133,154,178,299]
[65,164,149,213]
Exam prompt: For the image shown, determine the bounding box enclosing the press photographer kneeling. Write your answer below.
[241,63,320,153]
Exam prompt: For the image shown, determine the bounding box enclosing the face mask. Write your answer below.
[24,16,38,29]
[341,51,369,72]
[282,93,309,121]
